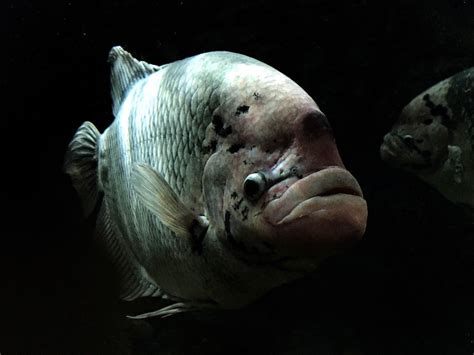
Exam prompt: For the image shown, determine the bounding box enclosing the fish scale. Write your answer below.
[99,55,221,293]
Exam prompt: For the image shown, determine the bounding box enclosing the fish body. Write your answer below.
[381,68,474,210]
[65,47,367,317]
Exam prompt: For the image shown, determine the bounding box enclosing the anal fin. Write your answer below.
[95,204,162,301]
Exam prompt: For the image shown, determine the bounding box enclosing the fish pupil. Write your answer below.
[243,173,266,201]
[244,180,260,198]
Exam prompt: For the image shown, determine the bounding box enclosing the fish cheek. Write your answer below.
[202,148,249,222]
[391,122,447,169]
[202,152,257,252]
[202,151,230,230]
[424,123,450,166]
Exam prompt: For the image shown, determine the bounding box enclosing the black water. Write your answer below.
[3,0,473,354]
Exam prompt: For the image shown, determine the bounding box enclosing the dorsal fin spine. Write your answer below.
[108,46,161,116]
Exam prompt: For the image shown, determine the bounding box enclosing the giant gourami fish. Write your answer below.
[64,47,368,318]
[380,68,473,210]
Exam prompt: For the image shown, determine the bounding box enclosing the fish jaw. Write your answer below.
[260,167,367,257]
[379,131,422,168]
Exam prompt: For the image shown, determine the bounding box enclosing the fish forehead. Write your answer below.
[399,81,451,125]
[222,62,314,104]
[218,62,319,142]
[176,52,318,128]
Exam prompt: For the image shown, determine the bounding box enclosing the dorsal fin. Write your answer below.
[108,46,161,116]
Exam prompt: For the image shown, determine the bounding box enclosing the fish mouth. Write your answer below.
[263,167,364,225]
[380,133,404,162]
[380,133,432,170]
[261,167,367,257]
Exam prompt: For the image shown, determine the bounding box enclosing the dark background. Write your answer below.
[2,0,474,354]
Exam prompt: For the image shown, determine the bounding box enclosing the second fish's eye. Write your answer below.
[244,172,267,201]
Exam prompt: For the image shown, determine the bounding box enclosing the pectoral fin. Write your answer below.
[131,163,208,249]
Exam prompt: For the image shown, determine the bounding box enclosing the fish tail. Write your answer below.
[64,121,101,216]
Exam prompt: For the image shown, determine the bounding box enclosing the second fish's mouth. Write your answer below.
[380,133,433,170]
[263,166,364,225]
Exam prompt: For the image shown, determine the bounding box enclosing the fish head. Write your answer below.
[202,62,367,263]
[380,93,451,173]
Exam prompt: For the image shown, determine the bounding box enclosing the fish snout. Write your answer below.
[380,132,404,163]
[293,110,345,170]
[296,111,333,140]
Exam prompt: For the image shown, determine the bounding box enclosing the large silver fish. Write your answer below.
[64,47,368,318]
[380,68,474,210]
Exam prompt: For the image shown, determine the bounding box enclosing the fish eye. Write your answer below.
[402,135,414,144]
[243,172,267,201]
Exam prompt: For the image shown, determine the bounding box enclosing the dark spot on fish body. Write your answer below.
[235,105,250,116]
[212,115,232,137]
[241,206,249,221]
[232,197,244,211]
[253,92,262,101]
[212,115,224,131]
[202,139,218,154]
[227,143,245,153]
[210,140,217,152]
[224,210,249,253]
[422,94,454,129]
[231,191,238,199]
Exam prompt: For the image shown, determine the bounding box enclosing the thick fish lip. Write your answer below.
[380,133,404,163]
[380,133,433,170]
[258,166,367,257]
[263,167,364,225]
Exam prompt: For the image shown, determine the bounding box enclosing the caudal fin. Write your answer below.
[64,121,101,216]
